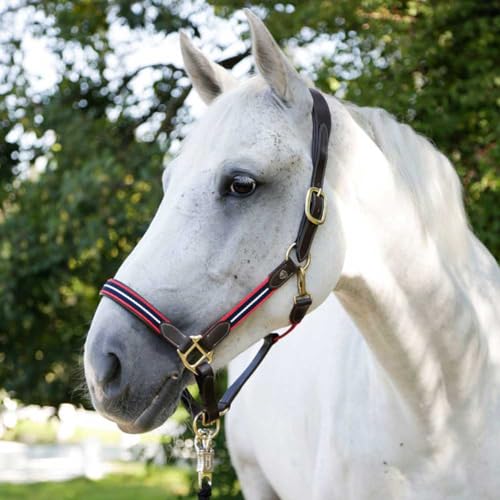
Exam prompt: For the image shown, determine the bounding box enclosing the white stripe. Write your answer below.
[230,287,270,324]
[104,284,161,325]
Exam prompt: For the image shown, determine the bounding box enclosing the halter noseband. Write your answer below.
[100,89,331,424]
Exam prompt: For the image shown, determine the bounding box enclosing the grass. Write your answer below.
[0,463,192,500]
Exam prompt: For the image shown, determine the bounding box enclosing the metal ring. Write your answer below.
[301,253,312,271]
[285,242,297,262]
[285,243,311,270]
[285,241,311,271]
[193,412,220,437]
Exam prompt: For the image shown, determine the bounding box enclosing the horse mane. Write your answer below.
[343,101,472,263]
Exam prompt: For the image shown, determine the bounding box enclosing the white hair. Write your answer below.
[344,102,471,264]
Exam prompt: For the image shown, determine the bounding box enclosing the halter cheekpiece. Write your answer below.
[100,89,332,426]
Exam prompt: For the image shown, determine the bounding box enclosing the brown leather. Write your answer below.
[161,321,231,353]
[217,334,277,415]
[268,259,298,289]
[181,388,202,417]
[200,321,231,351]
[295,189,325,262]
[195,362,219,423]
[295,90,331,262]
[160,323,192,351]
[181,334,278,420]
[289,294,313,324]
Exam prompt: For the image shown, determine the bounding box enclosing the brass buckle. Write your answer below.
[305,187,327,225]
[177,335,213,375]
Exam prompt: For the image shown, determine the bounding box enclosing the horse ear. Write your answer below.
[180,31,238,105]
[244,9,311,110]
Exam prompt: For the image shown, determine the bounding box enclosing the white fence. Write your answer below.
[0,398,183,483]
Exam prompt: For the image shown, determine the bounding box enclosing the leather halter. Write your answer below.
[100,89,332,423]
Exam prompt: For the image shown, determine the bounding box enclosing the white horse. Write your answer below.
[84,10,500,500]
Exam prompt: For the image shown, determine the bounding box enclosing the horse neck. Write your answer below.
[327,99,500,440]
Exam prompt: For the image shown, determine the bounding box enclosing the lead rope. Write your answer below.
[198,481,212,499]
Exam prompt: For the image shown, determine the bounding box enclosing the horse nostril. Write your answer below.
[105,353,121,384]
[95,352,122,393]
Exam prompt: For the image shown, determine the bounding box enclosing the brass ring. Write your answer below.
[285,242,297,262]
[301,253,312,271]
[193,412,220,437]
[285,243,311,270]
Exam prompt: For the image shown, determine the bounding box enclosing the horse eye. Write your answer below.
[229,175,257,197]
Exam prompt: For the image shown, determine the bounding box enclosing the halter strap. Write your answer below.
[101,258,298,368]
[99,89,332,423]
[295,89,332,261]
[101,278,171,335]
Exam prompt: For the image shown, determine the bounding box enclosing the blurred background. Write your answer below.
[0,0,498,498]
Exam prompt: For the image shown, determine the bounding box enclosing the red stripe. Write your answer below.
[272,323,298,343]
[108,279,170,324]
[220,277,271,322]
[101,290,161,334]
[230,287,277,330]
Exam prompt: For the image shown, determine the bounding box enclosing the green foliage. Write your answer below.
[0,121,164,403]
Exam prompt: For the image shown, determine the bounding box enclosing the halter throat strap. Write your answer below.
[99,89,331,423]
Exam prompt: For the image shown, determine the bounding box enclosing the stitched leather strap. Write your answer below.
[195,362,219,422]
[217,333,277,415]
[180,333,278,422]
[289,294,313,324]
[295,89,332,262]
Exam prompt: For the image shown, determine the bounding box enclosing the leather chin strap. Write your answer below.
[100,89,331,424]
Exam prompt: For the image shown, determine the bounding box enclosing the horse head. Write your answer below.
[84,10,344,433]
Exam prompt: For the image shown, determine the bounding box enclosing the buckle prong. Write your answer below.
[177,335,213,374]
[305,187,327,225]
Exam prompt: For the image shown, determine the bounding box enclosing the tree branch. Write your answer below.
[159,85,191,135]
[117,47,250,94]
[218,48,251,69]
[121,47,251,140]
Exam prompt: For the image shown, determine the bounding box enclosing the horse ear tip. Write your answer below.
[179,31,191,48]
[244,8,261,26]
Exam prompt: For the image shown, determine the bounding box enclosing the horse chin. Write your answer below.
[117,373,188,434]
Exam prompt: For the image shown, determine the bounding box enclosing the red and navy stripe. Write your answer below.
[221,278,276,329]
[100,279,171,335]
[100,276,277,337]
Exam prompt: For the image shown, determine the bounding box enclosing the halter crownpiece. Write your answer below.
[99,88,332,424]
